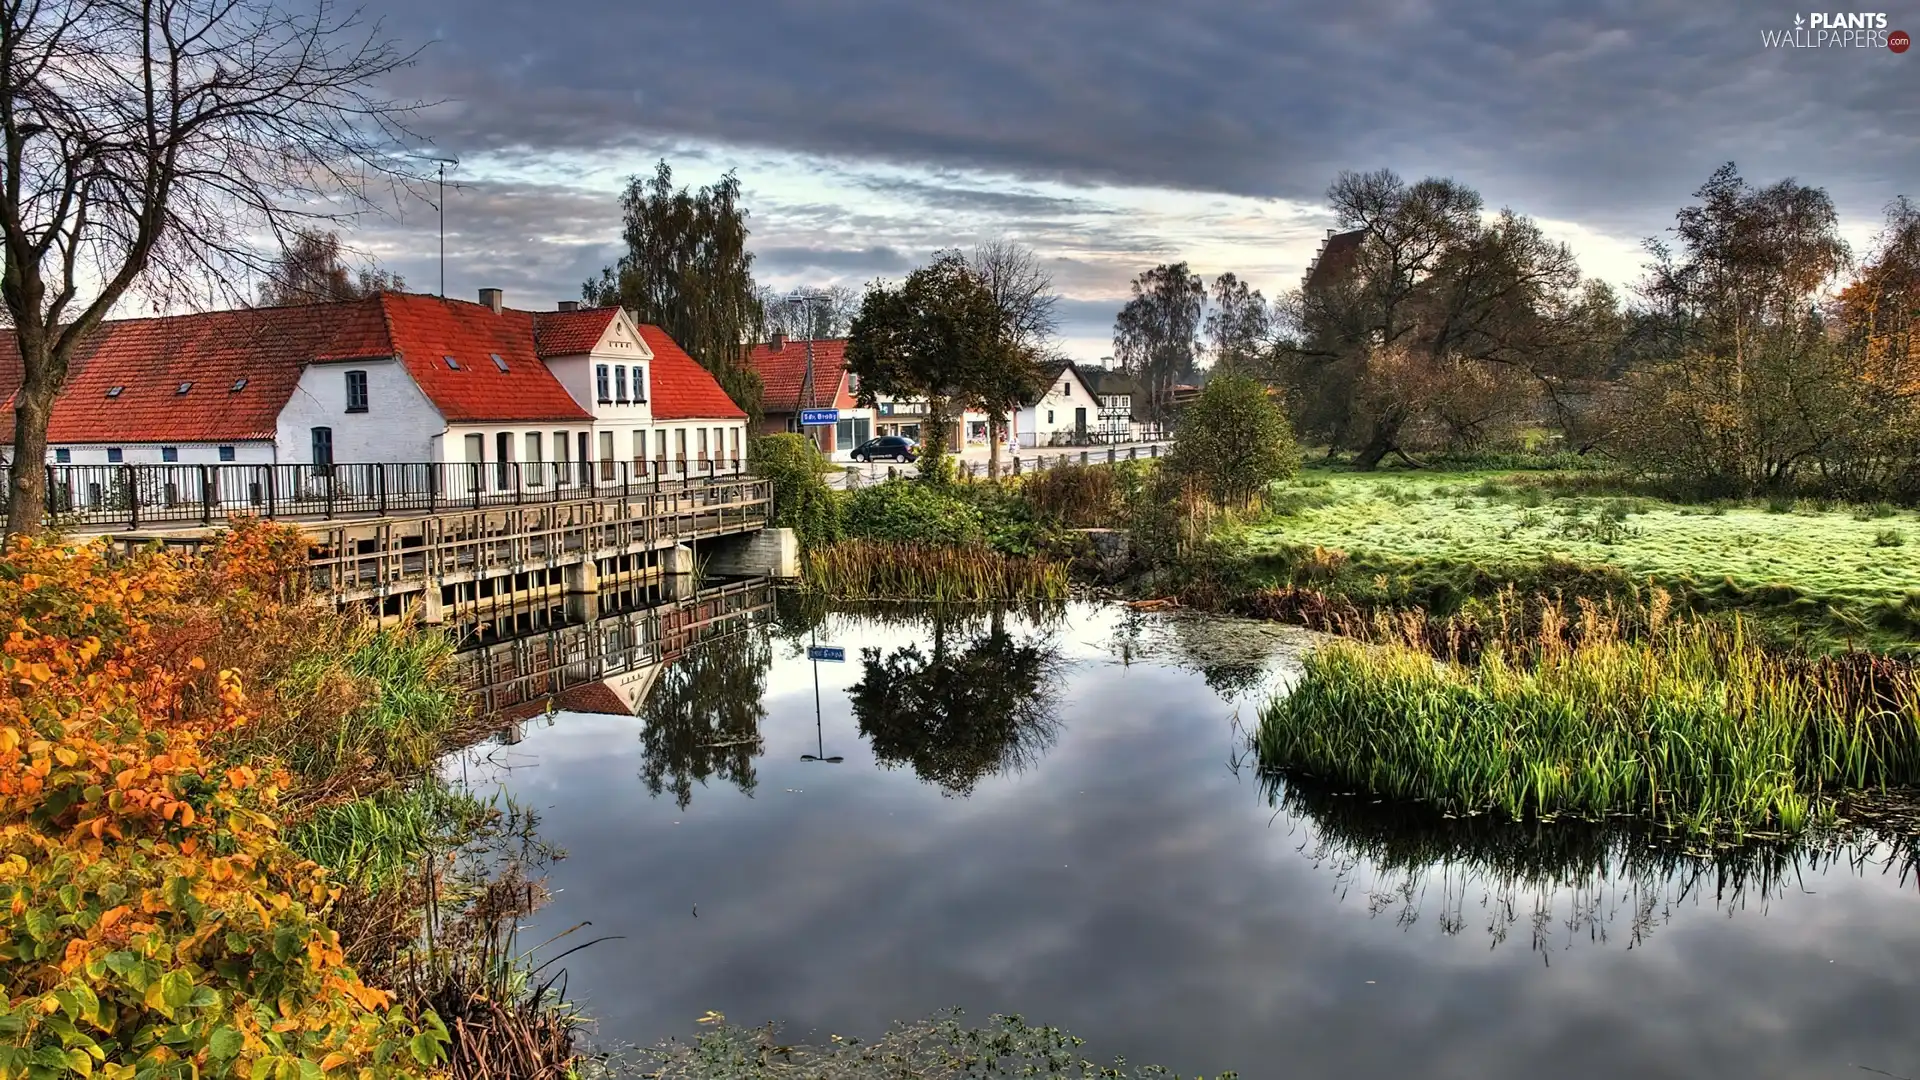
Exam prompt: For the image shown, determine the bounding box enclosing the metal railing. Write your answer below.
[13,458,748,530]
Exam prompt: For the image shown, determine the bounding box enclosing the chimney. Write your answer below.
[557,300,580,313]
[770,332,786,351]
[478,287,503,314]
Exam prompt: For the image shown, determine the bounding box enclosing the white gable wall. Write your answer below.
[277,357,441,465]
[1017,367,1097,447]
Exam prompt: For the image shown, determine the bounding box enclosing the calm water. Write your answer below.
[450,601,1920,1079]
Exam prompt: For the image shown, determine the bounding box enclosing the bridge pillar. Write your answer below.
[564,558,601,621]
[703,527,800,581]
[418,586,446,625]
[662,543,696,599]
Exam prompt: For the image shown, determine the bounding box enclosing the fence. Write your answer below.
[13,457,748,530]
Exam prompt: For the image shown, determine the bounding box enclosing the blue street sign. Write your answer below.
[800,408,840,426]
[807,645,847,663]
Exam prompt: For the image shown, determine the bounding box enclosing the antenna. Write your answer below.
[412,154,460,295]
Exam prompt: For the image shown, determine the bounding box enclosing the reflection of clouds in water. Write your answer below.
[442,602,1920,1080]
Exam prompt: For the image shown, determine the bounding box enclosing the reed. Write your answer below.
[1256,614,1920,837]
[803,539,1070,601]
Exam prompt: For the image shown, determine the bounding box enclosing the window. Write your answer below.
[596,365,611,402]
[598,431,616,480]
[444,355,462,370]
[176,381,193,395]
[310,427,333,468]
[675,428,687,463]
[54,448,70,464]
[525,432,543,485]
[712,427,724,463]
[230,377,248,392]
[491,353,509,372]
[633,366,647,402]
[730,427,741,463]
[218,446,235,462]
[698,427,709,462]
[464,434,485,466]
[161,447,178,463]
[615,365,628,403]
[345,370,369,413]
[632,430,645,468]
[655,429,667,462]
[1047,409,1055,424]
[107,448,123,463]
[1062,381,1070,396]
[553,433,570,463]
[106,386,124,398]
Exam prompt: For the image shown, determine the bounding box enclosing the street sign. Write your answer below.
[800,408,840,426]
[807,645,846,662]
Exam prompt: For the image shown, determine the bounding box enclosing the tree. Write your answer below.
[848,612,1062,796]
[846,251,1029,480]
[586,162,766,421]
[1204,272,1271,374]
[748,433,840,551]
[258,229,404,306]
[1113,263,1204,424]
[757,283,860,340]
[2,0,422,536]
[1162,372,1299,507]
[968,239,1056,477]
[1614,164,1856,495]
[1280,170,1595,467]
[636,630,773,810]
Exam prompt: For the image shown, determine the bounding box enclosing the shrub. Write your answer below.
[749,434,841,551]
[1162,374,1300,507]
[842,480,986,546]
[1876,528,1907,548]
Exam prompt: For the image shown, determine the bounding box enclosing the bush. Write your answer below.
[1162,374,1300,507]
[750,434,841,551]
[842,480,986,546]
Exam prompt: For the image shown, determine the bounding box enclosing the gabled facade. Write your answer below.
[1016,361,1100,447]
[1076,366,1150,441]
[0,291,749,485]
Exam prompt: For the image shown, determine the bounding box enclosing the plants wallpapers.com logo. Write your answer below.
[1761,11,1909,48]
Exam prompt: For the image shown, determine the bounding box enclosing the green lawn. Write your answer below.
[1246,468,1920,624]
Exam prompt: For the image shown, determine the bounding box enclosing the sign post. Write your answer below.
[806,645,846,663]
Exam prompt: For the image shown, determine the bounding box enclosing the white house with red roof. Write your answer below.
[0,290,749,488]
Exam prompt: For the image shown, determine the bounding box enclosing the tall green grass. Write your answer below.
[1257,618,1920,837]
[804,540,1069,601]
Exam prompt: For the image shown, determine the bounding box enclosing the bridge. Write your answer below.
[44,461,792,627]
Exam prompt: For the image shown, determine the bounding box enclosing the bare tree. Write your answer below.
[756,283,860,340]
[3,0,425,536]
[969,238,1056,477]
[258,228,404,305]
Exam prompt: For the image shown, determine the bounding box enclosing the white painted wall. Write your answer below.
[1018,368,1097,447]
[276,358,441,465]
[46,442,275,466]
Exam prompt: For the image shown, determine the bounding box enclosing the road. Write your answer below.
[825,440,1172,488]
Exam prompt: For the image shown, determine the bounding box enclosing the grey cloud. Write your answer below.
[375,0,1918,241]
[755,245,913,277]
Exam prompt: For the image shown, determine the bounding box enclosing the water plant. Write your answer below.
[805,540,1069,601]
[1256,610,1920,837]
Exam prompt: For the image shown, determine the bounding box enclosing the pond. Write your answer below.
[449,600,1920,1079]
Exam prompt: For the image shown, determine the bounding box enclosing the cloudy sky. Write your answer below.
[346,0,1920,360]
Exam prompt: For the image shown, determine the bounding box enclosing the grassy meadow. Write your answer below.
[1245,466,1920,647]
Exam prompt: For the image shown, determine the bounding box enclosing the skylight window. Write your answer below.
[231,377,248,392]
[105,386,124,398]
[176,381,193,395]
[491,353,509,372]
[444,355,461,370]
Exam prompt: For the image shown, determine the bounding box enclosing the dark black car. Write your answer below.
[852,435,918,462]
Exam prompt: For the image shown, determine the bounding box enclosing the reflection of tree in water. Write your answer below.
[637,629,773,809]
[1269,775,1920,958]
[849,610,1065,797]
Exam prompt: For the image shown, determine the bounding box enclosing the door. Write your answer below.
[494,432,512,489]
[1074,407,1088,443]
[577,432,590,485]
[309,427,333,473]
[598,431,616,481]
[464,434,484,497]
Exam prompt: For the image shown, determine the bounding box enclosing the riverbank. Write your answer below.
[0,522,574,1077]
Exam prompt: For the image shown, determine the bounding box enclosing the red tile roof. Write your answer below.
[637,325,748,420]
[743,338,849,413]
[379,294,589,423]
[0,294,746,444]
[532,308,619,357]
[0,299,391,443]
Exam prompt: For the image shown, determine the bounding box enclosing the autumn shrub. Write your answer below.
[0,534,448,1078]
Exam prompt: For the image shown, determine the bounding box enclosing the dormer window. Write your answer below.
[491,353,509,372]
[176,381,193,395]
[230,377,248,392]
[444,355,461,370]
[106,386,124,398]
